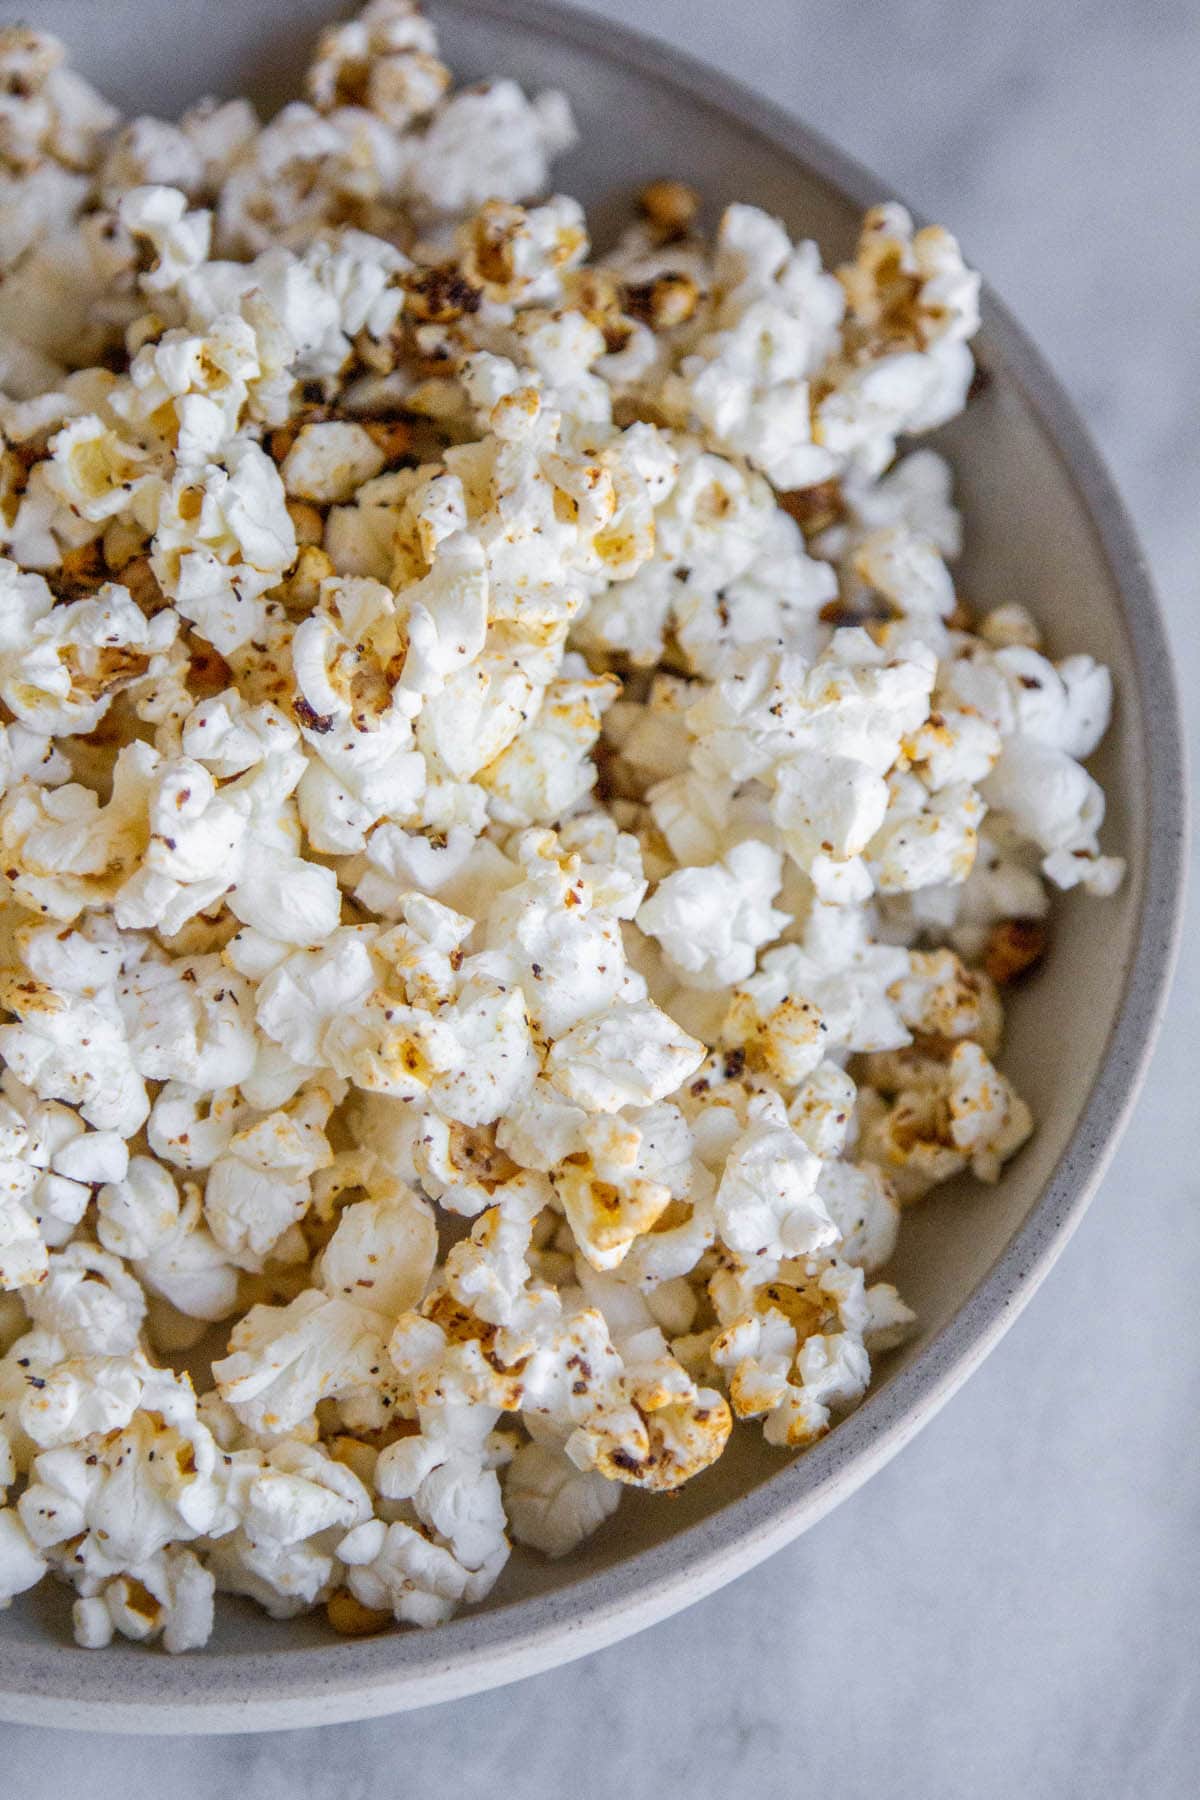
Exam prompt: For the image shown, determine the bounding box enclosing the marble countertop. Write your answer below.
[5,1,1199,1793]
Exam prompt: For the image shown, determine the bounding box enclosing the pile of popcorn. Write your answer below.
[0,1,1123,1653]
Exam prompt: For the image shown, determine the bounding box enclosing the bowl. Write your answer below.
[0,0,1186,1733]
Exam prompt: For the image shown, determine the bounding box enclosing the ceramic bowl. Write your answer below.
[0,0,1185,1733]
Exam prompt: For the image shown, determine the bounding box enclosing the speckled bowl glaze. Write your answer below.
[0,0,1186,1733]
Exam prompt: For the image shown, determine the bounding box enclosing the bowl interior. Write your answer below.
[1,0,1159,1715]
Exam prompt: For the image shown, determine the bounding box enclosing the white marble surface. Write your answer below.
[4,0,1199,1792]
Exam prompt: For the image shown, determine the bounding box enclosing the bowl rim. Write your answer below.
[0,0,1187,1734]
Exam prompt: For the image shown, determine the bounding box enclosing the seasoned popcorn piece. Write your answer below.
[340,1513,503,1628]
[787,1061,858,1160]
[307,0,450,130]
[710,1255,873,1447]
[942,640,1124,892]
[478,669,620,829]
[863,1282,917,1353]
[0,929,149,1137]
[548,1103,693,1273]
[202,1086,336,1267]
[817,1162,900,1274]
[315,1171,437,1315]
[868,772,985,895]
[858,1038,1032,1202]
[406,82,576,217]
[281,422,387,505]
[0,1508,47,1609]
[661,203,845,489]
[888,947,1003,1055]
[0,1067,131,1289]
[374,1399,508,1576]
[0,564,178,736]
[149,445,297,655]
[19,1373,228,1583]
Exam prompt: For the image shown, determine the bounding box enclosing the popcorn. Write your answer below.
[0,0,1124,1650]
[714,1094,838,1260]
[858,1038,1033,1202]
[70,1544,215,1653]
[504,1438,621,1557]
[308,0,450,130]
[0,1508,46,1609]
[203,1087,335,1267]
[710,1256,873,1447]
[212,1296,372,1435]
[205,1438,372,1619]
[316,1170,437,1315]
[405,81,576,216]
[151,443,297,653]
[281,423,387,505]
[19,1376,226,1578]
[546,1000,705,1113]
[817,1162,900,1274]
[662,204,845,488]
[638,840,788,990]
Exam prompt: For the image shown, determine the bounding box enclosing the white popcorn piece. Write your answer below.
[817,1162,900,1274]
[638,840,788,991]
[212,1289,390,1437]
[316,1173,437,1316]
[19,1377,226,1580]
[714,1094,838,1260]
[662,204,844,489]
[0,1507,46,1608]
[151,442,297,654]
[23,1241,146,1356]
[406,81,576,216]
[546,1000,705,1114]
[863,1282,917,1353]
[70,1544,215,1654]
[206,1438,372,1621]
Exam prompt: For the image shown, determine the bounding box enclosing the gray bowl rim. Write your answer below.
[0,0,1186,1734]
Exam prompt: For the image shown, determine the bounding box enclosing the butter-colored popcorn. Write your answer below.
[710,1254,874,1447]
[858,1037,1033,1202]
[307,0,450,131]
